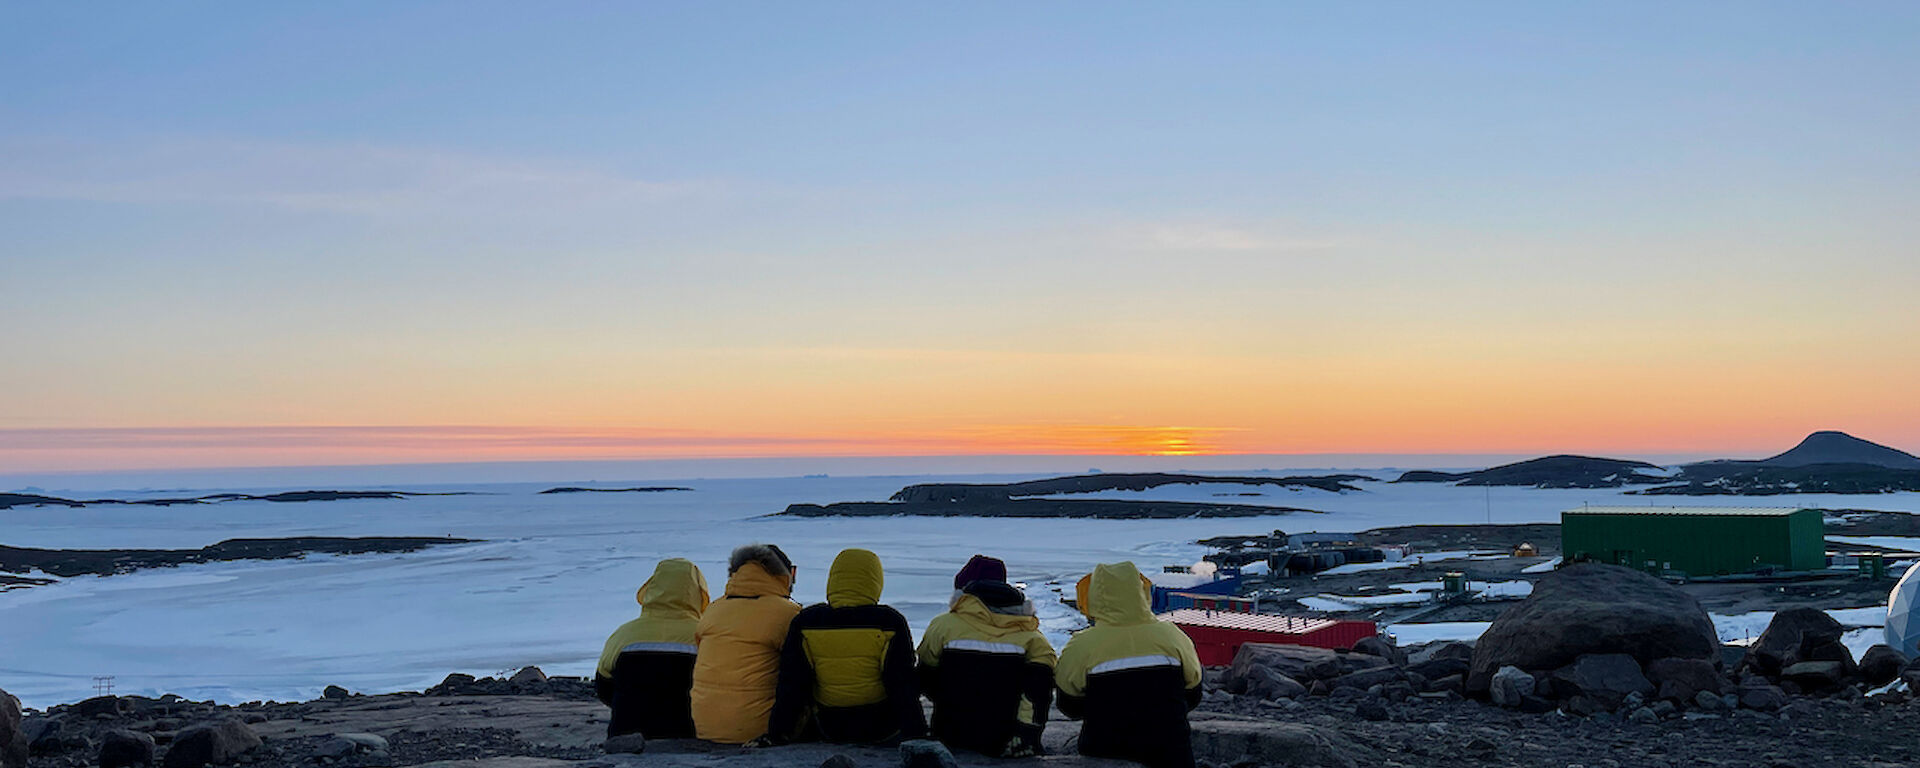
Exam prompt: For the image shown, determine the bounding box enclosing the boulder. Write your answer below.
[1861,644,1907,686]
[321,685,349,700]
[99,730,156,768]
[1693,689,1729,712]
[602,733,646,755]
[509,667,549,689]
[1646,657,1723,702]
[161,719,260,768]
[1188,718,1373,768]
[1352,636,1406,667]
[315,733,389,758]
[1466,565,1717,695]
[24,717,63,755]
[1328,667,1402,691]
[430,673,478,695]
[1,689,25,768]
[1488,666,1535,709]
[1243,667,1306,700]
[1779,661,1849,693]
[1740,608,1844,677]
[1353,697,1389,722]
[94,730,155,768]
[76,696,129,718]
[1736,680,1789,712]
[1546,654,1653,710]
[1405,641,1475,681]
[1225,644,1386,691]
[899,739,958,768]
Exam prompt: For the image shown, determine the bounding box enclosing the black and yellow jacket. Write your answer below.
[691,560,802,744]
[767,549,927,744]
[1055,562,1204,768]
[916,580,1056,756]
[595,558,709,738]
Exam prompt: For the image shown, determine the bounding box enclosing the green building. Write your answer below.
[1561,506,1825,577]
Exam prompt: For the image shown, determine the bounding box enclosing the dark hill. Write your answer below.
[891,472,1368,502]
[1757,430,1920,470]
[1393,455,1668,489]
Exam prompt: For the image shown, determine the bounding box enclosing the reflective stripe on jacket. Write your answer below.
[1055,562,1203,768]
[595,558,708,738]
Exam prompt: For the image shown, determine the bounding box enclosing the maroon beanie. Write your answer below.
[954,554,1008,589]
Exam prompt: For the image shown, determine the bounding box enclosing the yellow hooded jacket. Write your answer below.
[690,560,801,744]
[1054,562,1202,768]
[595,558,709,738]
[917,579,1056,755]
[767,549,926,744]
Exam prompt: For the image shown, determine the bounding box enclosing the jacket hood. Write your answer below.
[1075,561,1155,626]
[825,548,883,608]
[724,560,794,599]
[637,558,710,620]
[953,585,1039,631]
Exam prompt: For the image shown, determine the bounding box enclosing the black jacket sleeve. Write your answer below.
[884,609,928,739]
[766,613,816,743]
[1023,660,1054,731]
[593,672,614,707]
[1184,682,1202,711]
[1056,686,1085,720]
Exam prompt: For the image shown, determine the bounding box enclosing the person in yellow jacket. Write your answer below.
[1054,561,1203,768]
[764,548,926,744]
[917,556,1057,758]
[690,544,802,744]
[595,558,709,738]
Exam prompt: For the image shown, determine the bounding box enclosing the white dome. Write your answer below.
[1886,561,1920,657]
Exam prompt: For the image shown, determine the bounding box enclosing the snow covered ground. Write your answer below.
[5,471,1920,708]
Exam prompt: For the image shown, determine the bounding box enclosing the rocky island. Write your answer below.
[0,537,475,583]
[776,473,1346,519]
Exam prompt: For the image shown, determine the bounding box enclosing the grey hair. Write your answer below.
[729,544,792,579]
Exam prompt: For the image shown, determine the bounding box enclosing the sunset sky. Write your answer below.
[3,3,1917,473]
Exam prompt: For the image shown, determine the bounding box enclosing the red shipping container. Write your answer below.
[1158,609,1378,666]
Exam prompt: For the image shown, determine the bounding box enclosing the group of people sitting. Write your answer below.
[593,545,1204,768]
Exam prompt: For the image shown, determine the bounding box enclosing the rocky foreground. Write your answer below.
[8,564,1920,768]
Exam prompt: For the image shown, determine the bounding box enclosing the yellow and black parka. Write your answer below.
[595,558,709,738]
[767,548,928,744]
[1055,561,1204,768]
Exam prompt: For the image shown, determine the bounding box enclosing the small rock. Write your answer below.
[1353,636,1407,667]
[1490,666,1536,709]
[1354,697,1390,721]
[602,733,646,755]
[1693,690,1727,711]
[899,739,959,768]
[820,755,857,768]
[1737,682,1789,712]
[1650,700,1677,718]
[1628,707,1658,725]
[321,686,349,701]
[1860,645,1907,687]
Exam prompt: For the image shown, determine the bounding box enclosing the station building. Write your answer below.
[1560,505,1825,577]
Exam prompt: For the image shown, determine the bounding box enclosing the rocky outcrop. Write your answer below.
[1225,644,1390,694]
[1545,654,1653,710]
[1,688,25,768]
[98,729,155,768]
[1467,564,1717,695]
[1860,644,1907,686]
[1187,716,1374,768]
[1739,608,1855,680]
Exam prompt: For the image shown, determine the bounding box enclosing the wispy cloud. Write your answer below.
[0,138,723,217]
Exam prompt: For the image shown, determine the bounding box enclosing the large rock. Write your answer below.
[1,689,25,768]
[1861,644,1907,686]
[1226,644,1387,692]
[1243,667,1307,700]
[1189,717,1373,768]
[1327,666,1403,691]
[1646,657,1723,702]
[1351,636,1406,667]
[1488,666,1535,708]
[1780,661,1850,693]
[1405,641,1475,681]
[1740,608,1844,677]
[1736,680,1789,712]
[1466,564,1716,694]
[161,719,261,768]
[1546,654,1654,710]
[99,730,156,768]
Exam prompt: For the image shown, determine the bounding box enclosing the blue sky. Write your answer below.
[3,2,1917,470]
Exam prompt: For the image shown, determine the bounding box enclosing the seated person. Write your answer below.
[1055,562,1203,768]
[595,558,708,738]
[690,544,802,744]
[918,555,1056,757]
[764,548,927,744]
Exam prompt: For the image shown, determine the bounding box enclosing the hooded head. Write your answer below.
[953,554,1007,589]
[637,558,710,620]
[1074,561,1155,626]
[724,543,795,597]
[825,548,884,608]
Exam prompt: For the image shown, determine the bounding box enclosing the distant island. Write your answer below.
[0,489,477,510]
[537,486,693,494]
[1395,431,1920,496]
[0,536,476,584]
[1394,456,1669,489]
[776,473,1336,519]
